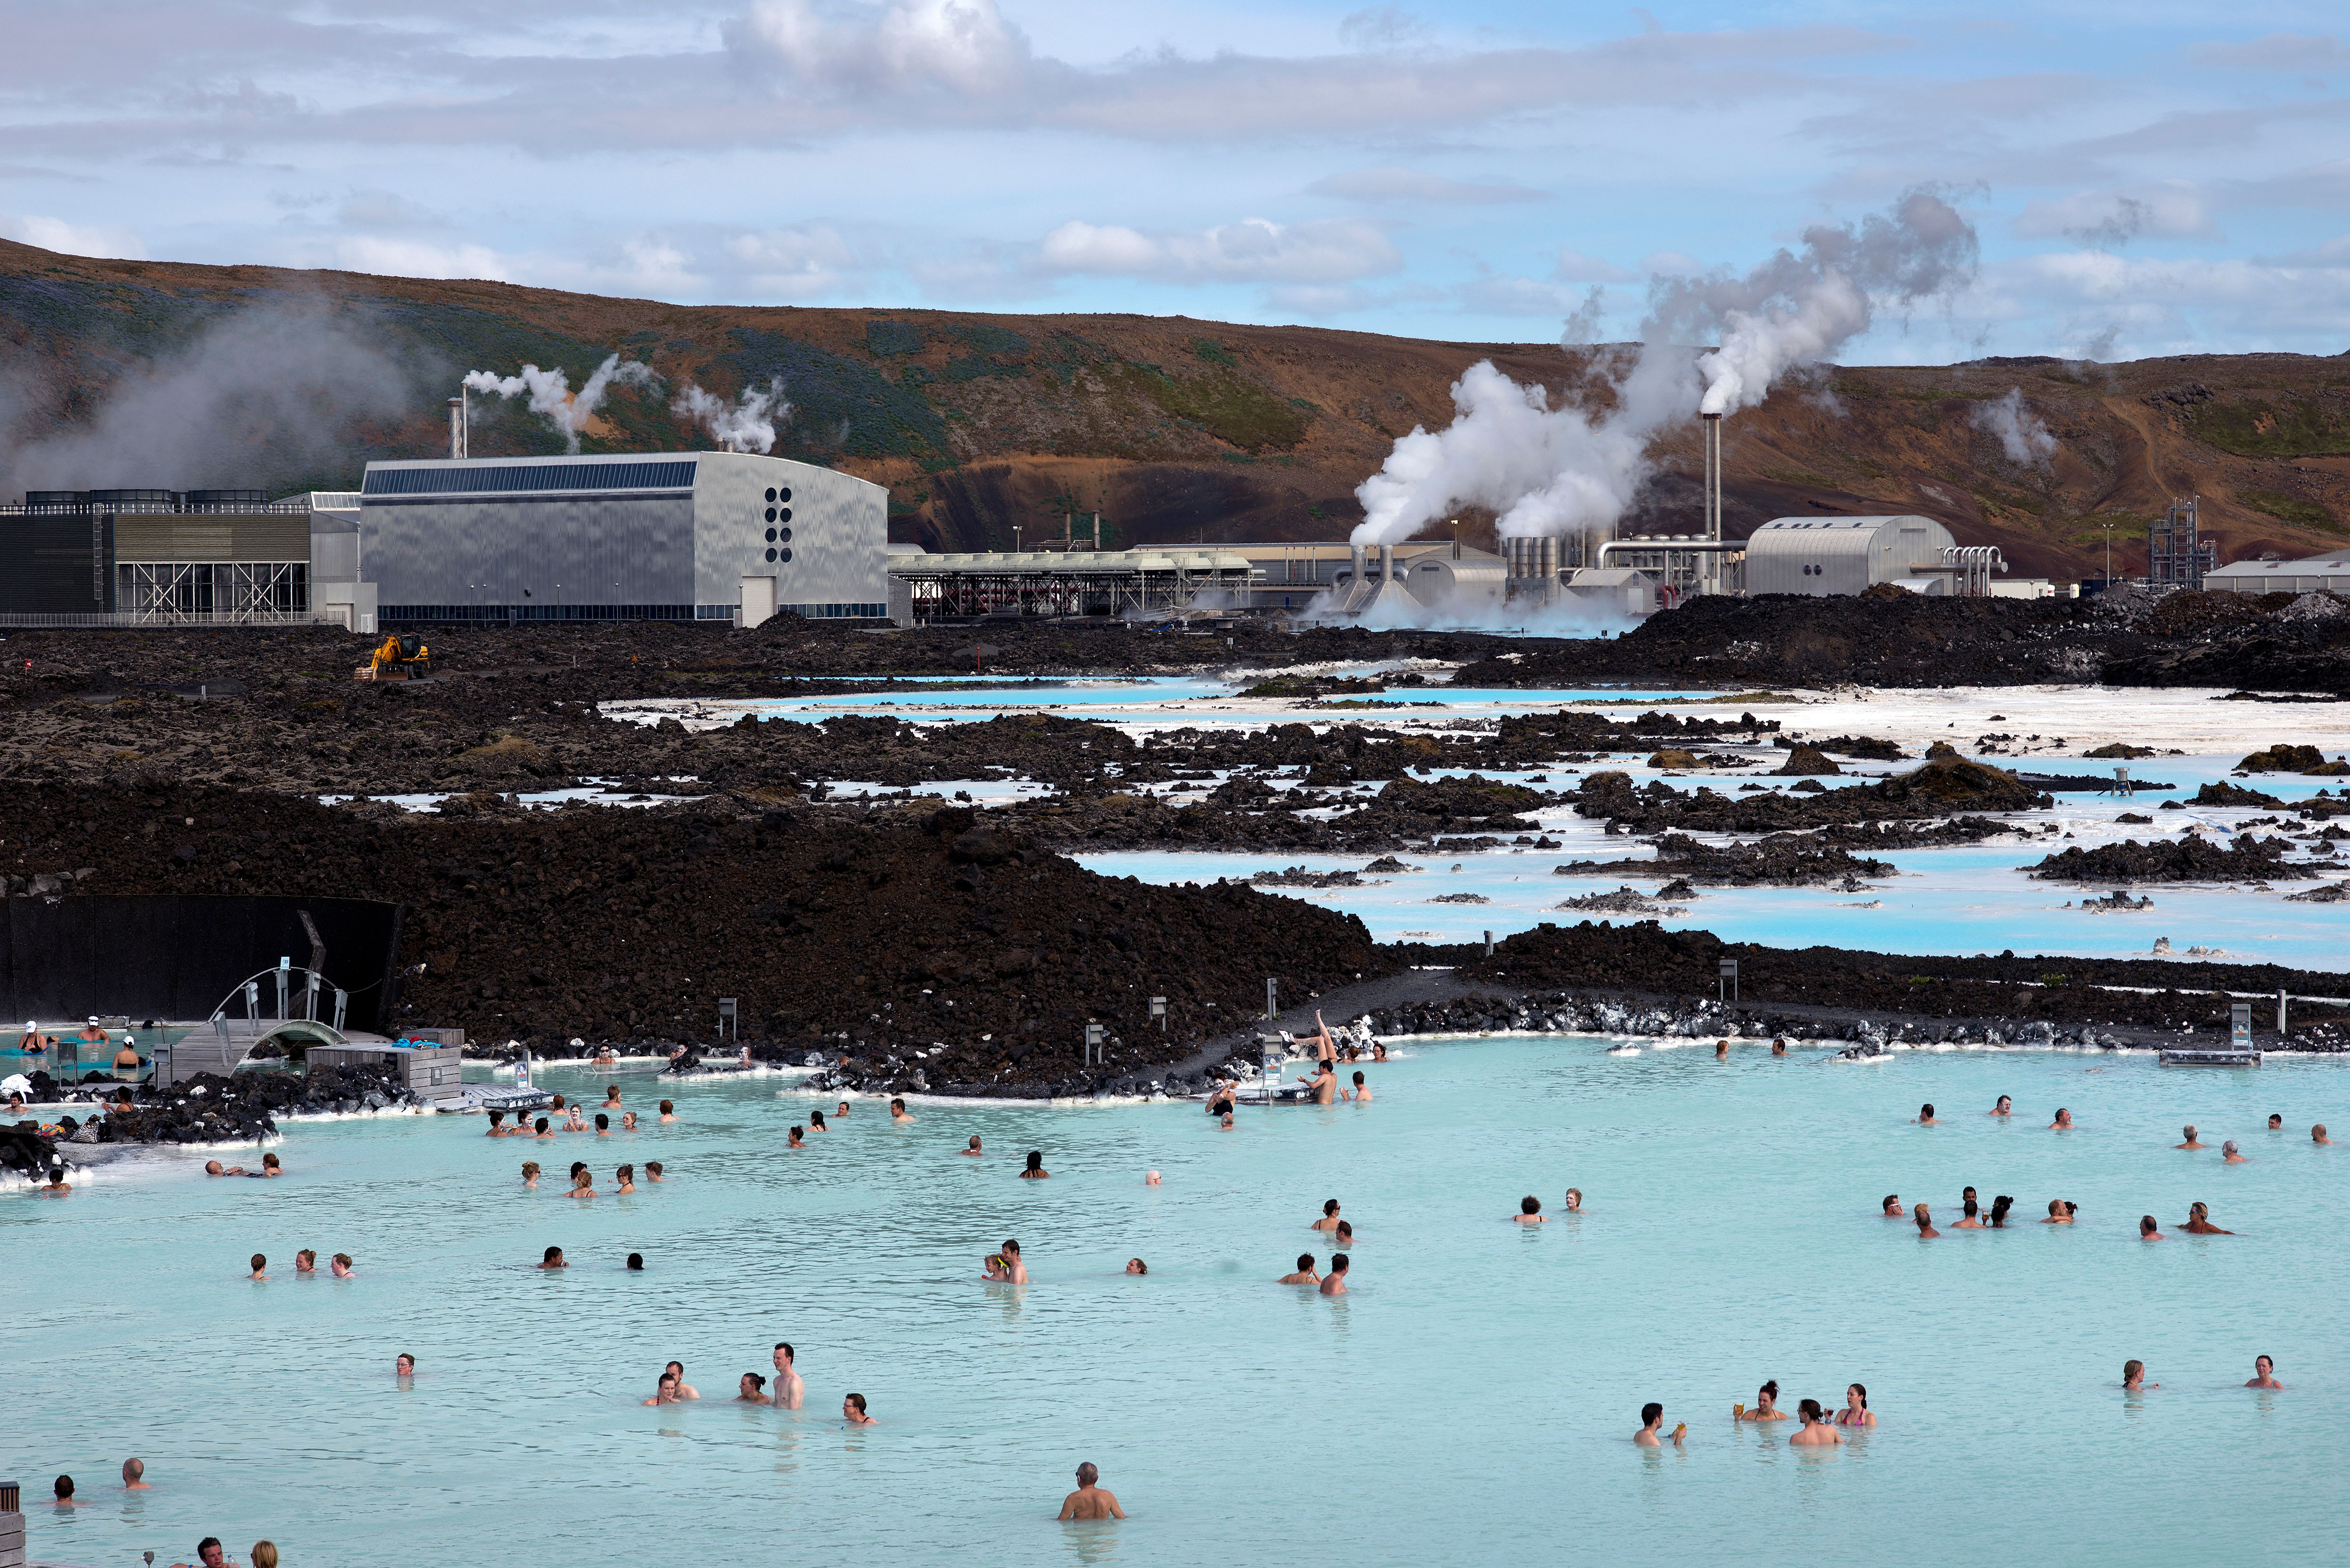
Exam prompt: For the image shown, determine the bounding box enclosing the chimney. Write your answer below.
[447,397,466,461]
[1379,542,1395,588]
[1349,543,1365,591]
[1702,412,1723,542]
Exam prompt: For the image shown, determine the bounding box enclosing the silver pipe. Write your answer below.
[1379,542,1394,586]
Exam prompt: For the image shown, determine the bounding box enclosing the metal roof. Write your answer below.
[889,549,1256,574]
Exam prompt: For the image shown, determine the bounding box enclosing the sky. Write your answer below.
[3,0,2350,360]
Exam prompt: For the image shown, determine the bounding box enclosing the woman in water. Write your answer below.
[2182,1201,2233,1235]
[2043,1200,2076,1224]
[1020,1150,1050,1179]
[615,1164,636,1194]
[808,1109,828,1132]
[787,1126,806,1149]
[1563,1188,1583,1213]
[1312,1199,1342,1232]
[521,1161,540,1188]
[736,1373,770,1404]
[1913,1203,1939,1238]
[1737,1381,1789,1421]
[1988,1195,2014,1228]
[2123,1359,2156,1391]
[2246,1356,2283,1389]
[1125,1258,1147,1275]
[1788,1399,1842,1445]
[569,1167,595,1198]
[1836,1384,1874,1428]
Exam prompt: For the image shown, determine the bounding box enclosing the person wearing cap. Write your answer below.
[78,1017,110,1048]
[18,1020,52,1056]
[113,1030,143,1077]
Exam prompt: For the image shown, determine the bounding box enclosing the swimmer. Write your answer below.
[1310,1009,1337,1064]
[540,1246,566,1268]
[621,1111,638,1131]
[53,1474,81,1506]
[570,1168,595,1197]
[253,1153,282,1178]
[659,1100,677,1123]
[533,1117,553,1139]
[124,1459,150,1490]
[1343,1070,1371,1103]
[1952,1197,1985,1229]
[999,1239,1029,1283]
[2223,1140,2247,1163]
[1563,1188,1583,1212]
[788,1126,806,1149]
[1312,1199,1342,1232]
[1371,1043,1387,1061]
[1334,1220,1355,1247]
[1279,1253,1320,1285]
[1836,1384,1874,1427]
[736,1373,770,1404]
[1738,1381,1788,1422]
[1989,1195,2013,1228]
[248,1253,269,1279]
[1125,1258,1148,1275]
[646,1161,664,1182]
[2139,1215,2164,1241]
[2268,1114,2283,1131]
[595,1114,610,1135]
[395,1354,415,1378]
[842,1393,875,1426]
[1145,1170,1161,1186]
[1916,1103,1939,1125]
[1880,1194,1903,1218]
[1990,1095,2013,1117]
[1634,1403,1686,1447]
[2050,1108,2073,1130]
[809,1110,828,1132]
[2183,1201,2233,1235]
[1788,1399,1842,1446]
[1219,1111,1235,1130]
[563,1106,588,1133]
[961,1135,982,1156]
[204,1160,246,1178]
[1715,1040,1729,1059]
[592,1045,617,1067]
[486,1111,507,1136]
[889,1098,914,1123]
[522,1161,540,1187]
[2177,1125,2204,1150]
[1300,1060,1338,1105]
[39,1165,70,1196]
[627,1254,644,1270]
[1913,1203,1939,1239]
[1020,1150,1050,1179]
[2247,1355,2283,1389]
[1058,1462,1124,1520]
[665,1361,700,1398]
[1770,1038,1788,1057]
[2316,1124,2333,1146]
[616,1164,635,1193]
[1516,1195,1546,1224]
[331,1253,353,1277]
[2043,1200,2077,1224]
[603,1085,623,1109]
[1319,1253,1349,1296]
[642,1372,680,1406]
[772,1343,805,1408]
[2123,1359,2156,1391]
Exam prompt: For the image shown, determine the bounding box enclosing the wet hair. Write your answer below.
[1962,1197,1978,1218]
[2123,1359,2144,1383]
[1990,1195,2013,1227]
[745,1373,767,1391]
[543,1245,562,1262]
[966,1135,981,1148]
[791,1125,805,1139]
[1798,1398,1825,1422]
[659,1100,674,1115]
[1848,1383,1867,1408]
[1076,1462,1099,1485]
[488,1110,505,1127]
[845,1392,867,1414]
[809,1110,827,1128]
[261,1153,280,1169]
[890,1098,905,1111]
[1881,1194,1901,1213]
[1128,1257,1147,1274]
[1920,1103,1934,1118]
[2269,1114,2283,1127]
[2223,1140,2240,1155]
[54,1474,74,1498]
[396,1354,414,1370]
[1297,1253,1316,1271]
[627,1254,643,1270]
[1323,1198,1340,1216]
[251,1253,266,1271]
[570,1162,587,1177]
[1521,1195,1541,1214]
[1026,1150,1044,1170]
[534,1118,549,1134]
[2184,1125,2196,1138]
[1758,1380,1779,1402]
[2140,1215,2158,1234]
[1352,1071,1364,1084]
[595,1114,609,1131]
[775,1342,795,1359]
[1329,1252,1349,1272]
[646,1162,662,1176]
[1335,1221,1353,1240]
[618,1164,634,1182]
[124,1458,144,1481]
[1641,1402,1663,1426]
[332,1253,351,1268]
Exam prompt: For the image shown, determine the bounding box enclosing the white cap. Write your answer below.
[87,1016,100,1025]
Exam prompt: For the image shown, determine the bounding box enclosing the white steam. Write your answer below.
[1351,189,1979,549]
[463,354,657,453]
[1971,388,2056,466]
[672,377,791,453]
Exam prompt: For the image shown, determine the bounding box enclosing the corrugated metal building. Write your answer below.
[0,489,315,621]
[358,452,890,624]
[1744,515,1958,596]
[2205,552,2350,597]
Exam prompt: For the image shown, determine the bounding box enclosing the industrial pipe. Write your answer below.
[1379,542,1395,587]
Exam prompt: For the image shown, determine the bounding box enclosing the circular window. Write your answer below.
[764,507,777,523]
[765,527,777,543]
[778,488,792,504]
[779,547,793,563]
[764,487,776,503]
[777,507,792,524]
[764,547,777,563]
[778,526,792,543]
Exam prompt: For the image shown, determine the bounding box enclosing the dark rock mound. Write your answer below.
[2028,833,2295,883]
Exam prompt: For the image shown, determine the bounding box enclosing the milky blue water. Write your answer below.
[8,1043,2349,1568]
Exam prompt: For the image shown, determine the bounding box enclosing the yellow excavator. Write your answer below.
[353,633,431,681]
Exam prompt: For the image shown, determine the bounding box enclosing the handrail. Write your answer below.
[204,964,347,1033]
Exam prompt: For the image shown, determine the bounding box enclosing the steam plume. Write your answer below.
[463,354,656,453]
[1352,189,1979,549]
[1971,388,2056,466]
[672,377,791,453]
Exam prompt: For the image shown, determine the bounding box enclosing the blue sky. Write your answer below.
[4,0,2349,360]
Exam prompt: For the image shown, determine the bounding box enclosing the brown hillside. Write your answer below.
[2,239,2346,576]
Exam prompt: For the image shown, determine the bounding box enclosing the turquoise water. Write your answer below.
[8,1044,2348,1567]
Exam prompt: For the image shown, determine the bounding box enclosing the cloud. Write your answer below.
[0,213,143,259]
[723,225,859,297]
[1308,167,1545,205]
[1037,216,1401,284]
[1338,7,1432,52]
[335,189,447,229]
[330,236,509,281]
[725,0,1040,99]
[2013,185,2216,247]
[1554,250,1636,283]
[2191,33,2350,71]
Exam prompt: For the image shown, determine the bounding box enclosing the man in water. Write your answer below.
[2316,1124,2333,1146]
[961,1135,982,1156]
[395,1354,415,1379]
[646,1162,665,1182]
[534,1117,554,1139]
[1334,1220,1355,1248]
[2223,1141,2248,1164]
[659,1100,677,1123]
[998,1239,1029,1283]
[1057,1462,1124,1520]
[1990,1095,2013,1117]
[1218,1111,1235,1130]
[1343,1070,1371,1102]
[1279,1253,1320,1285]
[485,1111,506,1137]
[1714,1040,1728,1059]
[1770,1038,1788,1056]
[594,1114,610,1135]
[771,1343,805,1409]
[2268,1114,2284,1132]
[248,1253,269,1279]
[2247,1355,2284,1389]
[1295,1060,1338,1105]
[1915,1103,1939,1125]
[204,1161,248,1178]
[890,1098,915,1123]
[2050,1108,2074,1130]
[123,1458,150,1490]
[540,1246,567,1269]
[664,1361,700,1398]
[1913,1204,1938,1238]
[627,1254,644,1271]
[837,1100,852,1118]
[1880,1194,1903,1218]
[1634,1403,1684,1447]
[2183,1202,2233,1235]
[2177,1125,2204,1149]
[788,1126,806,1149]
[1319,1253,1350,1295]
[842,1393,875,1426]
[1516,1196,1546,1224]
[2140,1215,2164,1240]
[53,1475,81,1506]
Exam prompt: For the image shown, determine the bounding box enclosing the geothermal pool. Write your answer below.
[8,1043,2347,1567]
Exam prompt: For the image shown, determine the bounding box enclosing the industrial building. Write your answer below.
[0,489,329,624]
[887,546,1257,618]
[357,452,893,626]
[2205,550,2350,596]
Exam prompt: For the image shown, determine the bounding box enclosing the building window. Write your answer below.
[778,488,791,503]
[765,487,777,503]
[777,507,791,524]
[779,547,792,563]
[765,507,777,523]
[778,526,791,542]
[765,548,777,562]
[765,528,776,542]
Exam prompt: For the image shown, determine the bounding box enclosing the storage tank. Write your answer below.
[1743,515,1958,597]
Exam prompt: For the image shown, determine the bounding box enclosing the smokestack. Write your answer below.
[1537,535,1556,581]
[446,395,467,461]
[1702,413,1723,543]
[1350,542,1365,591]
[1093,512,1101,551]
[1379,542,1395,587]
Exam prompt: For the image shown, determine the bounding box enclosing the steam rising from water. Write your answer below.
[463,355,657,454]
[1351,190,1980,549]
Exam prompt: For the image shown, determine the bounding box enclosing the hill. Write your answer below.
[2,238,2346,577]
